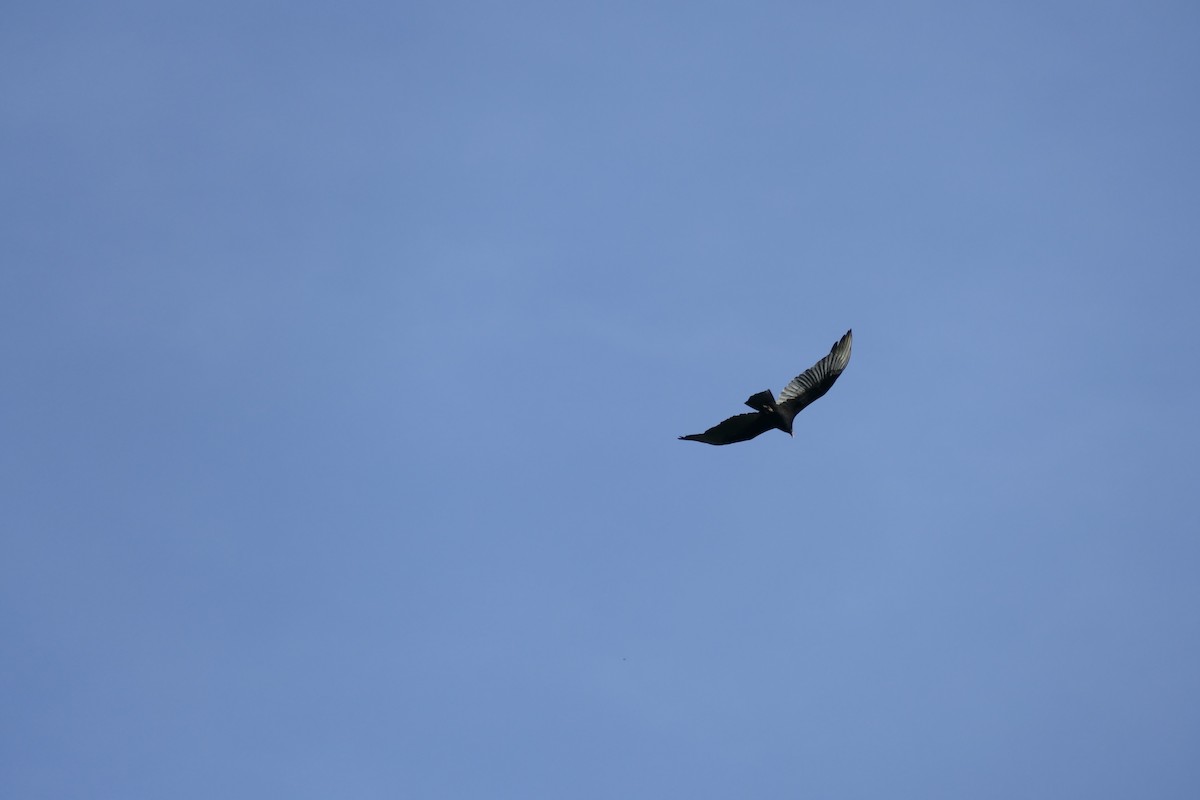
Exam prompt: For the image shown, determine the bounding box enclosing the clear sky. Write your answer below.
[4,2,1199,797]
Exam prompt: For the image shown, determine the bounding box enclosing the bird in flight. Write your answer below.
[679,329,852,445]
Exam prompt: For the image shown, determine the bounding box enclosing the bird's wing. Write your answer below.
[777,329,853,414]
[679,412,776,445]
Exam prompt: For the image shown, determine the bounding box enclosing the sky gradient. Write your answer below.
[4,2,1200,797]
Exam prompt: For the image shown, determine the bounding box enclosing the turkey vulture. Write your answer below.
[679,329,852,445]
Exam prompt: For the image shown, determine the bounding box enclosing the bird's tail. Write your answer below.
[744,390,777,412]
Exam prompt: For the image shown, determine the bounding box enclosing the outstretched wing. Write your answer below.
[777,329,853,416]
[679,411,776,446]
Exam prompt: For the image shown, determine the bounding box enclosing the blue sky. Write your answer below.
[4,1,1199,797]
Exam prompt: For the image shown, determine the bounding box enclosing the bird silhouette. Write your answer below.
[679,329,852,445]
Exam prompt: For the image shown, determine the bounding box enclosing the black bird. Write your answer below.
[679,329,852,445]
